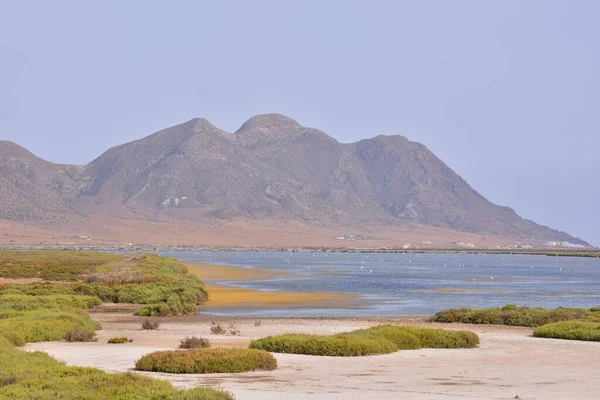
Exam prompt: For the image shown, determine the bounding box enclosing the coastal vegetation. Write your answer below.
[249,325,479,356]
[430,304,599,327]
[108,336,133,344]
[135,348,277,374]
[0,250,232,399]
[533,320,600,341]
[0,251,208,316]
[432,305,600,342]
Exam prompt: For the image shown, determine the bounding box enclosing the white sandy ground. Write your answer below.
[24,314,600,400]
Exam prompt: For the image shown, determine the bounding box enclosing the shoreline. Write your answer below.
[1,244,598,257]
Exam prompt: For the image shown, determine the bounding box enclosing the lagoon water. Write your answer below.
[168,252,600,317]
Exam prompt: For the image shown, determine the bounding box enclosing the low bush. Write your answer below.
[533,321,600,342]
[210,323,226,335]
[179,336,210,349]
[108,337,133,344]
[251,333,398,356]
[141,320,160,330]
[64,330,98,342]
[249,325,479,356]
[0,306,101,344]
[430,305,589,327]
[135,348,277,374]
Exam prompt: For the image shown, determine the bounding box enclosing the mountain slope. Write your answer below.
[0,141,84,221]
[0,115,589,246]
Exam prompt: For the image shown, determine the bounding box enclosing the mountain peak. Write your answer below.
[235,114,301,133]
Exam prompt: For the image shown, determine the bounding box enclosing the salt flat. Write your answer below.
[24,314,599,400]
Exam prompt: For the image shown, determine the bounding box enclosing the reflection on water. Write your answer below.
[166,252,600,317]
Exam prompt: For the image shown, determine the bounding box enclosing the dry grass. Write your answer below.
[179,336,210,349]
[141,320,160,330]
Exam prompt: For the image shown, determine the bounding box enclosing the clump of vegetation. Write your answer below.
[0,300,101,345]
[141,320,160,330]
[0,252,208,317]
[533,321,600,342]
[209,322,240,335]
[251,333,397,356]
[179,336,210,349]
[64,330,98,342]
[135,348,277,374]
[108,337,133,344]
[0,250,120,281]
[430,305,593,327]
[249,325,479,356]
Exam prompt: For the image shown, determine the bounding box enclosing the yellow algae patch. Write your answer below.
[186,262,359,307]
[185,262,288,282]
[203,284,359,307]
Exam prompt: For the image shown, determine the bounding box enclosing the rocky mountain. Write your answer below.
[0,114,589,246]
[0,141,84,221]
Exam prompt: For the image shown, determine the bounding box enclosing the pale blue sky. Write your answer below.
[1,1,598,245]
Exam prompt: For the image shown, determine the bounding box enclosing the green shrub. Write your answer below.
[0,306,101,344]
[590,306,600,313]
[64,330,98,342]
[179,336,210,349]
[135,348,277,374]
[108,337,132,344]
[250,325,480,356]
[250,333,398,356]
[533,321,600,342]
[396,326,479,348]
[347,326,421,350]
[431,305,588,327]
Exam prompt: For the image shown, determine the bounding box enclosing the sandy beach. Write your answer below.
[25,313,600,400]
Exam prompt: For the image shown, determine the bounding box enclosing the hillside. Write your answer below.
[0,115,588,247]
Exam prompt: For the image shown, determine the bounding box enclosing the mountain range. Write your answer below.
[0,114,588,247]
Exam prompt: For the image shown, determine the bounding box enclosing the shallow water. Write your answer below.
[167,252,600,317]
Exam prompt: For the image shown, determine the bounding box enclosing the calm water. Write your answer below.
[167,252,600,317]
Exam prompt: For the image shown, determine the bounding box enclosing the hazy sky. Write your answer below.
[1,1,598,245]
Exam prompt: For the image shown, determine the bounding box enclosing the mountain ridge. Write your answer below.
[0,114,589,247]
